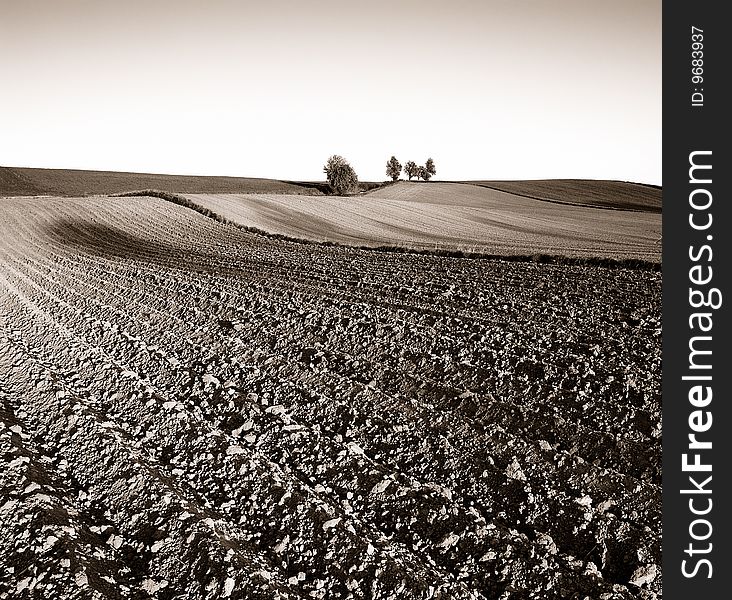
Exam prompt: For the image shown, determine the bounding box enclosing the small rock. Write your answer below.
[273,535,290,554]
[75,571,89,588]
[24,482,41,495]
[630,564,658,587]
[370,480,391,495]
[323,517,341,531]
[597,499,616,513]
[16,577,32,593]
[505,458,526,481]
[141,578,162,593]
[223,577,235,597]
[202,373,220,387]
[438,532,460,549]
[346,442,365,456]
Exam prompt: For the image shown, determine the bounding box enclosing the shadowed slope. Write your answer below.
[465,179,661,212]
[0,167,47,196]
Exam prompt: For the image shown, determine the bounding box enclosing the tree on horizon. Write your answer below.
[403,161,418,181]
[323,155,358,195]
[386,156,402,182]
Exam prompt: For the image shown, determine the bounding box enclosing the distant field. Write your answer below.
[0,166,323,197]
[183,181,661,261]
[466,179,661,212]
[1,168,662,261]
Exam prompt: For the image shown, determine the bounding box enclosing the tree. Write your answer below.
[403,160,418,181]
[417,166,428,181]
[323,155,359,195]
[425,157,436,179]
[386,156,402,182]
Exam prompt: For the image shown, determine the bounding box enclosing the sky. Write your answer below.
[0,0,661,184]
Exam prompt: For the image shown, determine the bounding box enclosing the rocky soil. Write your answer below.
[0,196,661,599]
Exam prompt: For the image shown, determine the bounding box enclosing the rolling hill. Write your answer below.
[180,182,661,261]
[1,168,662,262]
[0,166,324,197]
[466,179,661,212]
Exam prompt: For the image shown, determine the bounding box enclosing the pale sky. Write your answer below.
[0,0,661,184]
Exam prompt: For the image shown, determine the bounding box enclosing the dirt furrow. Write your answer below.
[1,248,660,591]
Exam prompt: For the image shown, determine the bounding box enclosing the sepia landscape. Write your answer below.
[1,166,661,599]
[1,0,662,598]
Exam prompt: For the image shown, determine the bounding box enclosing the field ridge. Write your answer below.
[115,189,660,269]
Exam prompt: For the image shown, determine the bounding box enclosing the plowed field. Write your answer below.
[182,182,661,261]
[0,195,661,599]
[465,181,661,213]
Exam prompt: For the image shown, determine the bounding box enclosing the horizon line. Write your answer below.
[2,164,663,188]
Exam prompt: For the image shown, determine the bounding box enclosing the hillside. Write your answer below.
[465,179,661,212]
[0,166,323,197]
[0,167,48,196]
[1,168,662,214]
[181,181,661,262]
[1,169,662,262]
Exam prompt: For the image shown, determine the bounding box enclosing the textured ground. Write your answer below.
[0,166,323,198]
[465,181,661,213]
[183,182,661,261]
[0,195,661,599]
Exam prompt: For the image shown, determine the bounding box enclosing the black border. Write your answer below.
[662,1,730,596]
